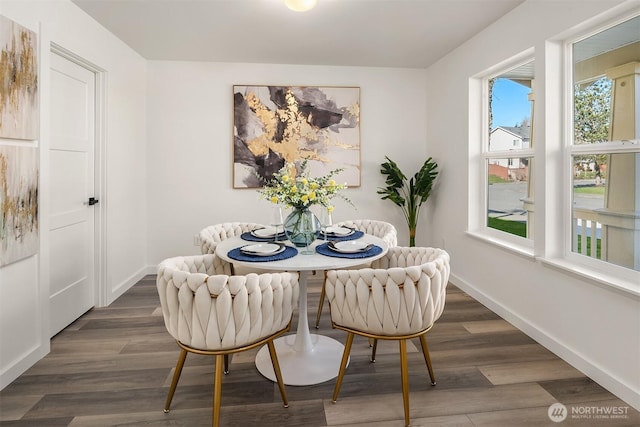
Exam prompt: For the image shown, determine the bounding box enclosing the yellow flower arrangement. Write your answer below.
[258,160,350,210]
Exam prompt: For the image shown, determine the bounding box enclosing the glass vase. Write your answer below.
[284,207,320,253]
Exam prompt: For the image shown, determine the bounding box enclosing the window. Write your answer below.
[483,59,535,242]
[569,15,640,273]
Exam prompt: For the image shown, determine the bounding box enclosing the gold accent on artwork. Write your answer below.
[0,145,39,266]
[233,85,361,188]
[0,15,39,140]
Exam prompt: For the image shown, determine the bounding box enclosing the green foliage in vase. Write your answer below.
[257,159,352,210]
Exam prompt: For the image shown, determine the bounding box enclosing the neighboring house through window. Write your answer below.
[482,59,535,243]
[489,125,531,168]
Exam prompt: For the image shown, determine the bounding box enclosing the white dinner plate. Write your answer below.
[328,240,371,253]
[325,226,353,236]
[240,243,285,256]
[251,227,278,238]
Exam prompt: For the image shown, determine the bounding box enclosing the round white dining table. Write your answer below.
[215,234,388,386]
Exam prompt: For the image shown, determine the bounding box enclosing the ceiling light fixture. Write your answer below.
[285,0,317,12]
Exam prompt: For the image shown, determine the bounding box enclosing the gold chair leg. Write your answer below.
[418,335,436,386]
[224,354,230,375]
[267,340,289,408]
[399,340,411,427]
[315,272,328,329]
[332,332,354,403]
[212,354,224,427]
[370,339,378,362]
[164,348,188,413]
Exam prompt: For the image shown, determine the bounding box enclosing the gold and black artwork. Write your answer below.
[233,85,360,188]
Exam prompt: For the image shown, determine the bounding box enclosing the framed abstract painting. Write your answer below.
[0,15,39,141]
[0,145,39,266]
[233,85,360,188]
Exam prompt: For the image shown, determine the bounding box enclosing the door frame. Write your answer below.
[49,43,108,307]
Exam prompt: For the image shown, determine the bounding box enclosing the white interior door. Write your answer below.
[49,52,96,337]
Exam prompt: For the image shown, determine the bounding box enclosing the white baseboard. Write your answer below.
[0,342,49,390]
[144,265,157,275]
[107,266,150,305]
[449,272,640,412]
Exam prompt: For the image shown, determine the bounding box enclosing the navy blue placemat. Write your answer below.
[241,231,288,242]
[315,242,383,259]
[228,245,298,262]
[319,230,364,242]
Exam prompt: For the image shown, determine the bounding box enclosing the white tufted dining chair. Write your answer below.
[315,219,398,328]
[157,254,299,427]
[199,222,264,274]
[325,246,450,427]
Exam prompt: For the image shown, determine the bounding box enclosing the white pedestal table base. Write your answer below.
[255,333,349,386]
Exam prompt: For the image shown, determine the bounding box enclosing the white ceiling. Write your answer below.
[72,0,525,69]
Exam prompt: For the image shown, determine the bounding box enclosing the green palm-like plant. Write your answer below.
[377,156,438,246]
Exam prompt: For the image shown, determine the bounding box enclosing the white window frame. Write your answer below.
[471,53,535,254]
[554,11,640,293]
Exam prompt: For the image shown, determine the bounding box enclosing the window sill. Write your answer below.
[465,231,535,260]
[466,231,640,298]
[540,258,640,299]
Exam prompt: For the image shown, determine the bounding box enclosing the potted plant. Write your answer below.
[377,156,439,246]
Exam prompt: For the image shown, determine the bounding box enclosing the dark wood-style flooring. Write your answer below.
[1,274,638,426]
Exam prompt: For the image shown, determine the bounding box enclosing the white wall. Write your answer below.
[146,61,429,264]
[0,0,147,388]
[426,0,639,410]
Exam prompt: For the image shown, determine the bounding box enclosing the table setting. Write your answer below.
[227,239,299,262]
[315,239,383,258]
[319,225,364,241]
[212,161,391,385]
[230,224,380,262]
[239,226,288,242]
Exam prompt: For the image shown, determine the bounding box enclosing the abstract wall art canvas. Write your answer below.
[0,145,39,266]
[0,15,39,140]
[233,85,360,188]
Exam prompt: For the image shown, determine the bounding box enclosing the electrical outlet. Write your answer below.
[193,235,200,246]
